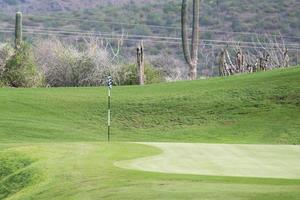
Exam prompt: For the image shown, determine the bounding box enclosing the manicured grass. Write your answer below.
[0,68,299,199]
[1,143,300,200]
[0,150,39,199]
[0,67,299,144]
[117,143,300,179]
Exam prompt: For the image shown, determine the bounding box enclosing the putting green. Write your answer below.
[116,143,300,179]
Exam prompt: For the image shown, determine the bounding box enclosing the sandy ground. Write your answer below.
[116,143,300,179]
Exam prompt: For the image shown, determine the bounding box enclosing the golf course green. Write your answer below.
[117,143,300,179]
[1,67,300,199]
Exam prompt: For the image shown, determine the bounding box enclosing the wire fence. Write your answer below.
[0,15,299,77]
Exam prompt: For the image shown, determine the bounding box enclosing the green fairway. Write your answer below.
[1,68,300,199]
[1,143,300,200]
[117,143,300,179]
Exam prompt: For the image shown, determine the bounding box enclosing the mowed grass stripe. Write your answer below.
[0,67,299,144]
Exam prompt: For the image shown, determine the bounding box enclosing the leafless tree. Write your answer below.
[253,34,288,69]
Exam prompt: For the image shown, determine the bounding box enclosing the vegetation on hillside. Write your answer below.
[0,1,299,82]
[1,43,43,87]
[0,0,299,38]
[0,37,164,87]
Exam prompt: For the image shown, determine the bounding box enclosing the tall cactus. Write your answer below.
[137,41,145,85]
[181,0,200,80]
[219,49,226,76]
[15,12,22,49]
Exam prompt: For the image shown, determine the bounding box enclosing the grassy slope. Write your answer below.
[0,68,300,199]
[0,67,299,144]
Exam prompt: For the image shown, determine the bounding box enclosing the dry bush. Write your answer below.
[0,42,43,88]
[148,54,188,81]
[5,44,40,87]
[218,34,292,75]
[0,43,14,80]
[34,37,123,87]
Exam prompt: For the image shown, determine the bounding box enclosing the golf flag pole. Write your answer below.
[107,76,113,142]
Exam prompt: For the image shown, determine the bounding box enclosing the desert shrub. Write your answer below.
[149,54,188,81]
[35,38,121,87]
[0,43,14,87]
[116,64,137,85]
[1,43,43,88]
[117,63,163,85]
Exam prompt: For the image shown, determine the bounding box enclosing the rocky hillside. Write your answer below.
[0,0,299,75]
[0,0,299,39]
[0,0,152,12]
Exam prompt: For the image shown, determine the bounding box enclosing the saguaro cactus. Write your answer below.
[219,49,226,76]
[137,41,145,85]
[15,12,23,49]
[181,0,200,80]
[235,50,244,73]
[283,48,289,68]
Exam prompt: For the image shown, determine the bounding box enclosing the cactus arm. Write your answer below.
[191,0,200,62]
[181,0,191,65]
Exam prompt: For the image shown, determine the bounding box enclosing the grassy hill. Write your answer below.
[1,67,300,200]
[1,67,299,144]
